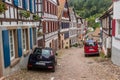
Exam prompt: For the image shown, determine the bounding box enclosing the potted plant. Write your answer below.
[0,1,8,14]
[33,14,40,20]
[37,31,43,36]
[19,10,30,18]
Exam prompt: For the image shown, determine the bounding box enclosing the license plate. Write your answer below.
[36,62,45,65]
[89,49,94,51]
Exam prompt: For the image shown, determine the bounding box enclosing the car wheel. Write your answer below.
[27,66,32,70]
[85,54,88,57]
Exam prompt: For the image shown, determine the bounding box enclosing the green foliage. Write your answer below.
[0,1,7,14]
[65,46,68,49]
[72,43,78,47]
[33,14,40,20]
[68,0,112,29]
[19,10,30,18]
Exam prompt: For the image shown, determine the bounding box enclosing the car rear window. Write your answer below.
[42,49,51,58]
[85,42,97,47]
[33,48,42,54]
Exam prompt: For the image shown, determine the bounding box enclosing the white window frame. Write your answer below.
[116,19,120,38]
[27,0,30,11]
[18,0,22,8]
[9,30,15,61]
[32,28,37,45]
[5,0,12,4]
[32,0,35,13]
[46,22,48,33]
[22,29,27,51]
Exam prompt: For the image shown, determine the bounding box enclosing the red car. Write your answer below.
[84,39,99,57]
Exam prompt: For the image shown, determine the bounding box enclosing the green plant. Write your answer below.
[72,43,78,47]
[0,1,8,14]
[33,14,40,20]
[19,10,30,18]
[100,51,106,58]
[37,32,43,36]
[65,46,68,49]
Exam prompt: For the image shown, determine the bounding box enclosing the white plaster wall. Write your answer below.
[10,7,14,19]
[0,14,4,18]
[112,37,120,66]
[113,1,120,19]
[112,38,120,50]
[5,7,10,18]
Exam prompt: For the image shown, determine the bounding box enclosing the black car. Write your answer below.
[27,47,57,72]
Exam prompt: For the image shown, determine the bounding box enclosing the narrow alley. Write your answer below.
[5,47,120,80]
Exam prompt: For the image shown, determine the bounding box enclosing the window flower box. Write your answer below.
[33,14,40,20]
[19,10,30,18]
[0,1,8,14]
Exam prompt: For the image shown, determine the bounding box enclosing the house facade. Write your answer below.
[38,0,59,51]
[111,0,120,66]
[99,5,113,57]
[69,8,78,46]
[0,0,38,78]
[36,0,44,47]
[58,0,70,49]
[76,16,82,42]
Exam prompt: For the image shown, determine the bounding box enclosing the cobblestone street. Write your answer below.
[5,47,120,80]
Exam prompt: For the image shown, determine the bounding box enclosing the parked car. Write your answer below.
[84,39,99,57]
[27,47,57,72]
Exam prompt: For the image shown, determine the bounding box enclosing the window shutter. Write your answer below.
[2,30,10,68]
[29,0,33,13]
[112,19,116,36]
[17,29,22,57]
[13,0,18,6]
[22,0,28,10]
[30,28,33,49]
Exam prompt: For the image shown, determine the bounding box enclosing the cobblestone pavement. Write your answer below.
[5,47,120,80]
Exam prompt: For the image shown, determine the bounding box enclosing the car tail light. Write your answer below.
[50,51,54,56]
[28,64,32,67]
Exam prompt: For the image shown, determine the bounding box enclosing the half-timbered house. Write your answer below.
[76,15,82,42]
[99,5,113,57]
[69,8,78,46]
[38,0,59,51]
[0,0,39,78]
[112,0,120,66]
[58,0,71,49]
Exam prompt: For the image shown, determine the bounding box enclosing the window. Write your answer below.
[33,28,37,45]
[117,20,120,35]
[46,22,48,33]
[32,0,34,12]
[18,0,22,7]
[22,29,29,51]
[9,30,15,61]
[115,19,120,38]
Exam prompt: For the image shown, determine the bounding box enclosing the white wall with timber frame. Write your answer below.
[0,0,38,77]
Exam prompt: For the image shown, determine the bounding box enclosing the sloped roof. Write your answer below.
[99,4,113,19]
